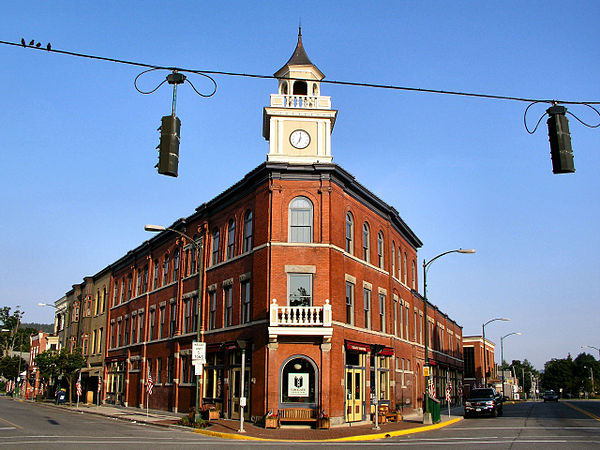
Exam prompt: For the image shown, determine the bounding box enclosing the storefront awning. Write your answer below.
[345,340,370,353]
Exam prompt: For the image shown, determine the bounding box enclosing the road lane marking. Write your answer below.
[564,402,600,421]
[0,417,22,430]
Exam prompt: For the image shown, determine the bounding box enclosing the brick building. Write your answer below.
[462,335,497,391]
[27,331,58,398]
[47,30,465,425]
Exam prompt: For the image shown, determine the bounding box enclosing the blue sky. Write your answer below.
[2,1,598,370]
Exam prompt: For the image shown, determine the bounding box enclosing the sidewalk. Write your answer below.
[35,399,464,442]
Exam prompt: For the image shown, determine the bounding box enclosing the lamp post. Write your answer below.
[422,248,475,424]
[482,317,510,387]
[145,224,204,422]
[582,345,600,360]
[500,332,521,400]
[237,340,247,433]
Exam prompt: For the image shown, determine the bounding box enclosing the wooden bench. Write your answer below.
[278,408,318,427]
[377,404,401,423]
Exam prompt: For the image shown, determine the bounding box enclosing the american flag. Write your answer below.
[97,376,102,393]
[76,373,82,397]
[428,378,436,399]
[146,368,153,396]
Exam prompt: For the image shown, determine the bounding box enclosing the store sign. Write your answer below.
[288,373,309,397]
[192,341,206,364]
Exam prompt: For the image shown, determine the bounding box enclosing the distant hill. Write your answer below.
[21,322,53,334]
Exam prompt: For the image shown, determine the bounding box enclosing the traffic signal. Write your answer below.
[156,115,181,177]
[546,105,575,174]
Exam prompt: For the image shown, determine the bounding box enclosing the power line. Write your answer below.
[2,39,599,106]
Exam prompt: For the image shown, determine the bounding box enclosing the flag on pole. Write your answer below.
[76,372,82,397]
[97,376,102,393]
[445,381,452,402]
[146,368,153,396]
[428,378,436,399]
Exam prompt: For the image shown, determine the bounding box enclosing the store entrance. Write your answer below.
[345,368,364,422]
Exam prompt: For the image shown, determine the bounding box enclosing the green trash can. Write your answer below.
[427,396,441,424]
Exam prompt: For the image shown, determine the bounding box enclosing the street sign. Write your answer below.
[192,341,206,364]
[194,363,202,376]
[423,366,430,377]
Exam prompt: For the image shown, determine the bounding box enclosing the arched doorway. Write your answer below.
[279,355,318,409]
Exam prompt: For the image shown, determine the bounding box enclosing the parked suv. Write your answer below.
[464,388,503,418]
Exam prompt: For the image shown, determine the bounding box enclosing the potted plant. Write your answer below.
[318,409,330,429]
[264,409,278,428]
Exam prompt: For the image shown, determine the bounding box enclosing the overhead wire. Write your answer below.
[2,39,599,106]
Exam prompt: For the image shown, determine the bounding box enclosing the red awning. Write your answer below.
[379,347,394,356]
[345,340,370,353]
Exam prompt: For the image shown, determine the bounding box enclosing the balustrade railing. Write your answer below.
[269,298,332,327]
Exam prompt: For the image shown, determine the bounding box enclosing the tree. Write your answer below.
[35,350,59,399]
[56,347,86,406]
[0,355,28,380]
[542,355,574,397]
[0,306,24,357]
[574,353,599,397]
[510,359,539,397]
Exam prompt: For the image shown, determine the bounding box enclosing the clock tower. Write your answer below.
[263,28,337,164]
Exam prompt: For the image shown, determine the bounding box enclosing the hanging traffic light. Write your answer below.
[156,115,181,177]
[546,105,575,174]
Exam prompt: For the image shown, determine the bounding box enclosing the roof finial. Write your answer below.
[299,18,302,37]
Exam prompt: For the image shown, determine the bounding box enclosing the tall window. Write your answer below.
[169,303,177,336]
[190,243,197,274]
[153,259,159,289]
[288,274,312,306]
[377,231,385,269]
[224,285,233,327]
[192,296,198,332]
[163,255,169,285]
[362,223,370,262]
[227,219,235,260]
[394,297,399,337]
[209,291,217,330]
[289,196,313,243]
[102,287,107,313]
[412,260,416,290]
[183,299,191,334]
[159,306,165,339]
[363,288,371,329]
[403,253,408,284]
[241,280,251,324]
[136,270,142,296]
[124,317,130,345]
[142,266,148,293]
[243,210,253,252]
[138,312,144,343]
[345,282,354,325]
[120,279,125,304]
[173,249,180,281]
[97,328,103,353]
[127,275,132,300]
[398,247,402,279]
[157,358,162,384]
[149,309,155,340]
[345,212,354,254]
[391,245,396,276]
[379,293,386,332]
[211,228,220,265]
[113,284,118,307]
[131,315,137,343]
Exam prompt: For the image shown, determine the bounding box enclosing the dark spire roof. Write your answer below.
[274,26,324,79]
[284,26,313,66]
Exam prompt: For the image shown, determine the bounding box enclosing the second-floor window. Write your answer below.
[149,309,155,340]
[345,282,354,325]
[169,303,177,336]
[363,288,371,329]
[288,273,312,307]
[224,285,232,326]
[379,293,386,333]
[345,212,354,254]
[209,291,217,330]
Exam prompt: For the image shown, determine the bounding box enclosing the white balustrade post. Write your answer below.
[270,299,279,326]
[323,299,332,326]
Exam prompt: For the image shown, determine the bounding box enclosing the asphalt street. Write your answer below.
[0,397,599,449]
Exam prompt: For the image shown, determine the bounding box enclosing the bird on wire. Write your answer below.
[29,39,34,46]
[21,38,26,47]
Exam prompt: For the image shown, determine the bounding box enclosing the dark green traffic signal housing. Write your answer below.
[157,115,181,177]
[546,105,575,174]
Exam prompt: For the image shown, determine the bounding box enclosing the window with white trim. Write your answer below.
[289,196,313,243]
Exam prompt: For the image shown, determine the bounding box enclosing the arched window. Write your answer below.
[362,223,370,262]
[162,255,169,285]
[280,356,318,406]
[403,252,408,284]
[173,249,180,281]
[377,231,385,269]
[211,228,220,265]
[289,197,313,243]
[391,244,396,275]
[226,219,235,260]
[243,210,253,252]
[345,212,354,254]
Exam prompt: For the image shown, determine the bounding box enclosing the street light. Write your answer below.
[145,223,204,422]
[482,317,510,387]
[422,248,475,424]
[584,365,595,396]
[500,332,521,400]
[582,345,600,360]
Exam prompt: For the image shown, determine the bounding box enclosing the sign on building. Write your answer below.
[288,373,309,397]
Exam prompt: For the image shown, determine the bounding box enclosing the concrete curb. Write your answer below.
[194,417,463,442]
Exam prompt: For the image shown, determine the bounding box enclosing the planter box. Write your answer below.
[265,417,278,429]
[208,410,220,421]
[318,417,330,429]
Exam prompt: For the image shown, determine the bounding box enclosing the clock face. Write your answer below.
[290,129,310,149]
